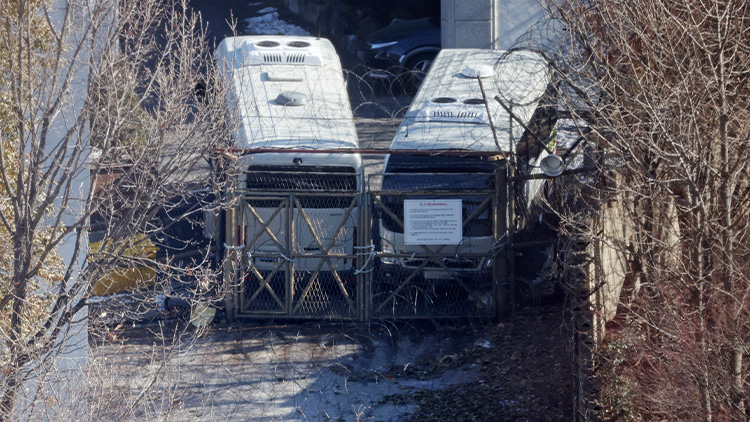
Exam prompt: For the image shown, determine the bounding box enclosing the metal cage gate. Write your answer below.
[223,190,366,320]
[223,168,509,321]
[367,168,507,320]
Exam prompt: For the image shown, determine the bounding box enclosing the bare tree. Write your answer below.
[0,0,229,419]
[535,0,750,420]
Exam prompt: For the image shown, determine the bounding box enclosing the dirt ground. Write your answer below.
[90,303,572,422]
[404,307,573,422]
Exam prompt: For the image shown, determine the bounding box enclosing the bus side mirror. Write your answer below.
[540,154,564,177]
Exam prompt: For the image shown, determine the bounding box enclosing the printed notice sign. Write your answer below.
[404,199,462,245]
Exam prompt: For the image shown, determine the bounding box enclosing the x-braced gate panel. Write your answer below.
[226,192,364,320]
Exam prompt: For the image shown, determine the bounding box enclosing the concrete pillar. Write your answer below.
[441,0,544,50]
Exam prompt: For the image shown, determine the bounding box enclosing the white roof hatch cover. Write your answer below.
[241,38,325,66]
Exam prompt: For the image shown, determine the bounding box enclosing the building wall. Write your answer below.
[441,0,544,50]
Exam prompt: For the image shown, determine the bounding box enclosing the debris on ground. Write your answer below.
[402,307,573,422]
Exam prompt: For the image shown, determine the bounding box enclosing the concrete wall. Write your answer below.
[441,0,544,50]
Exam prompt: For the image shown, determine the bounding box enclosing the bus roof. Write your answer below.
[216,36,359,151]
[389,49,550,153]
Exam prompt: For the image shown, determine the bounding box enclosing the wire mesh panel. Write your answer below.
[292,270,358,317]
[289,192,360,318]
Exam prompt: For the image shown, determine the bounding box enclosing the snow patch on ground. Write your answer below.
[477,339,492,349]
[245,7,310,36]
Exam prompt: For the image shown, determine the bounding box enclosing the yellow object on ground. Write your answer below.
[89,233,160,296]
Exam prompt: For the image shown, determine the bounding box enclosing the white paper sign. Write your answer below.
[404,199,463,245]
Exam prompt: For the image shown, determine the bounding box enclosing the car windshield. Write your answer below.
[384,153,499,173]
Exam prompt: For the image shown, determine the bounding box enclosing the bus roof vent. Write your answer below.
[255,40,281,48]
[274,91,308,106]
[286,40,311,48]
[242,38,325,66]
[417,101,488,124]
[462,64,494,79]
[431,97,458,104]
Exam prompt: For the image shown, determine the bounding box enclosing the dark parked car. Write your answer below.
[362,17,440,92]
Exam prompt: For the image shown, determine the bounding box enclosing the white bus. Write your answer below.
[216,35,362,273]
[377,48,554,284]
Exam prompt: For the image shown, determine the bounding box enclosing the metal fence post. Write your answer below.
[494,164,509,319]
[223,201,238,321]
[360,191,371,322]
[287,194,294,316]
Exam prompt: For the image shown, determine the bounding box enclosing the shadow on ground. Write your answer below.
[89,306,571,422]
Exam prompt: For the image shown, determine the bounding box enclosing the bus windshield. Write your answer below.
[380,155,503,235]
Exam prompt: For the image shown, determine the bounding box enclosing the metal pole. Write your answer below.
[360,189,370,322]
[287,195,294,316]
[494,164,509,319]
[223,201,238,321]
[508,107,517,315]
